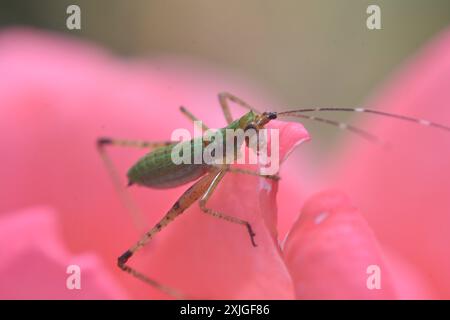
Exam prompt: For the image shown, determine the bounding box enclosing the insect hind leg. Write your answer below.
[117,195,190,298]
[117,170,223,298]
[96,138,174,228]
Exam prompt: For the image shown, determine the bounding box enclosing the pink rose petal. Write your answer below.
[0,207,127,299]
[283,190,397,299]
[133,120,309,299]
[327,27,450,298]
[0,27,311,298]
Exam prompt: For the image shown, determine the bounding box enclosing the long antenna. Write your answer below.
[277,112,383,145]
[277,107,450,132]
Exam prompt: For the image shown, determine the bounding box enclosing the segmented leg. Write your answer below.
[179,106,209,131]
[225,167,280,181]
[199,168,258,247]
[97,138,173,228]
[117,169,223,298]
[218,92,258,124]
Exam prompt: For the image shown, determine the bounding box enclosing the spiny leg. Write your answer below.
[199,169,258,247]
[224,167,280,181]
[97,138,173,228]
[117,205,185,298]
[218,92,258,124]
[179,106,209,131]
[98,138,173,149]
[117,170,223,298]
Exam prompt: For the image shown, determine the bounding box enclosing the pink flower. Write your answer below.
[0,27,307,299]
[325,28,450,299]
[1,26,449,299]
[0,207,126,299]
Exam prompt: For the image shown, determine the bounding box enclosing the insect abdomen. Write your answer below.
[127,141,209,189]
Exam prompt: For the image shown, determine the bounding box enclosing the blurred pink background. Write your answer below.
[1,1,450,299]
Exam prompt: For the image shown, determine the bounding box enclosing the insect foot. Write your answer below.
[96,137,113,148]
[117,250,133,270]
[246,222,258,247]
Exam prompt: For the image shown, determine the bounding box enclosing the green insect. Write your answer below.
[97,92,450,298]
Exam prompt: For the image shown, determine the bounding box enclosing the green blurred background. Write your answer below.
[1,0,450,151]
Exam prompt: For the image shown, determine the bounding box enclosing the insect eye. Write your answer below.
[263,112,277,120]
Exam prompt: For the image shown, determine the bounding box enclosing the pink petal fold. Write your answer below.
[136,121,309,299]
[0,27,311,298]
[328,27,450,298]
[283,190,397,299]
[0,207,126,299]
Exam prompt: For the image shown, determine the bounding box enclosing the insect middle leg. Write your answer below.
[199,168,258,247]
[225,167,280,181]
[97,138,174,227]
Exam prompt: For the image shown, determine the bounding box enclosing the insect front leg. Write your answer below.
[179,106,210,131]
[218,92,256,124]
[96,138,174,228]
[199,169,258,247]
